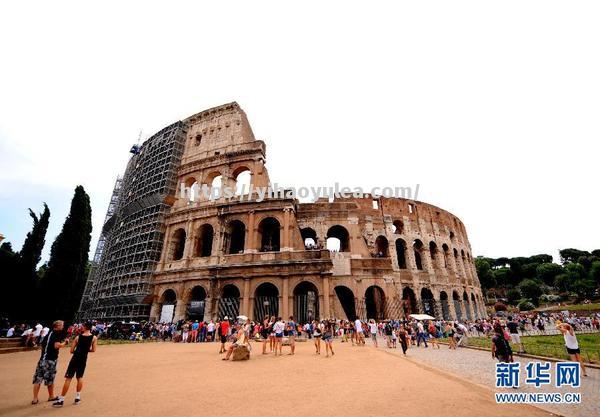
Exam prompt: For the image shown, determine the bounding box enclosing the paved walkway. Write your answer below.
[370,337,598,417]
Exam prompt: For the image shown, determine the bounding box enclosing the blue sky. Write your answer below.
[1,1,599,266]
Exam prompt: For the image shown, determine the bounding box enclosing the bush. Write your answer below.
[518,299,536,311]
[506,288,521,305]
[494,301,508,312]
[539,294,561,303]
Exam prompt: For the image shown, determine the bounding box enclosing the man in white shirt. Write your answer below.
[33,324,43,344]
[7,326,15,337]
[354,318,365,345]
[368,320,378,347]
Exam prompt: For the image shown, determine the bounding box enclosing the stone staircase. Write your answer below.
[0,337,39,354]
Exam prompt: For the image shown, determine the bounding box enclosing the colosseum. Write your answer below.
[79,102,485,324]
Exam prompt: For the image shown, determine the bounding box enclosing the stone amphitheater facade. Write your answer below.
[145,102,485,323]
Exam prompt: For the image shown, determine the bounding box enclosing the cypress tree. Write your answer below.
[17,204,50,318]
[41,186,92,321]
[0,242,18,317]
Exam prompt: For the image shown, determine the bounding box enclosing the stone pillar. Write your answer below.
[183,221,194,260]
[247,211,256,253]
[322,276,331,318]
[174,298,186,322]
[150,300,160,322]
[242,278,250,317]
[282,278,289,319]
[282,208,291,251]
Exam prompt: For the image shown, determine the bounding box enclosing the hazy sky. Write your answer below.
[1,1,599,264]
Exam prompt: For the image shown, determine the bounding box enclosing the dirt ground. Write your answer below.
[0,339,555,417]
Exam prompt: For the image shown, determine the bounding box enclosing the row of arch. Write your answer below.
[168,216,282,260]
[183,166,252,202]
[158,282,484,323]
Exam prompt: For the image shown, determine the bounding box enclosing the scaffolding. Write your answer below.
[78,121,186,321]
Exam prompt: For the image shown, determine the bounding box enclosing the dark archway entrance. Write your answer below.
[453,291,462,321]
[402,287,417,317]
[159,289,177,323]
[187,286,206,320]
[420,287,436,317]
[254,282,279,321]
[218,284,240,319]
[463,291,472,320]
[365,286,386,320]
[439,291,450,320]
[195,224,214,257]
[395,239,407,268]
[334,286,356,320]
[293,281,319,323]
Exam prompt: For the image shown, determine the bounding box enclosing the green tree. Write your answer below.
[528,254,553,264]
[40,186,92,321]
[506,288,521,305]
[536,263,563,287]
[492,267,513,288]
[16,204,50,318]
[571,279,596,300]
[559,248,590,264]
[475,257,495,289]
[0,242,19,316]
[518,279,543,306]
[590,261,600,286]
[591,249,600,258]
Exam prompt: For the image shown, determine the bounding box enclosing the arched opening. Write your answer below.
[439,291,450,320]
[218,284,240,320]
[209,174,223,200]
[392,219,404,234]
[334,286,356,321]
[420,287,436,317]
[225,220,245,254]
[234,168,251,196]
[442,243,450,269]
[184,177,198,202]
[374,235,389,257]
[402,287,417,317]
[194,224,214,257]
[170,228,186,260]
[453,291,462,320]
[429,241,438,267]
[293,281,319,323]
[301,227,318,249]
[254,282,279,321]
[413,239,424,270]
[463,290,472,320]
[365,286,386,320]
[258,217,281,252]
[471,293,478,319]
[159,289,177,323]
[187,286,206,320]
[395,238,407,269]
[326,225,350,252]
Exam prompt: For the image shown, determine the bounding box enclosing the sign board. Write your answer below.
[159,304,175,323]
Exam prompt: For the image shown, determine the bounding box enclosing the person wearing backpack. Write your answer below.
[491,325,513,363]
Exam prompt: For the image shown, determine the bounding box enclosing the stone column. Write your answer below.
[150,300,160,322]
[322,276,331,318]
[247,211,256,253]
[282,278,289,319]
[242,278,250,317]
[183,221,194,260]
[282,208,291,251]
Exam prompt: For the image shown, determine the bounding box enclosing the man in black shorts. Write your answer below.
[32,320,69,405]
[53,321,97,406]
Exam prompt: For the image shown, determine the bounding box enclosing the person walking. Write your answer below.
[31,321,68,405]
[322,320,335,357]
[416,321,428,348]
[272,317,285,356]
[354,318,365,346]
[398,325,409,355]
[218,317,230,354]
[368,319,378,347]
[491,324,513,363]
[286,316,297,355]
[312,320,322,354]
[53,322,97,406]
[506,316,525,354]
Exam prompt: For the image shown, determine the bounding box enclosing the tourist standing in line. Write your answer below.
[272,317,285,356]
[190,320,199,343]
[286,316,297,355]
[260,317,271,354]
[31,321,68,405]
[322,320,335,357]
[506,316,525,354]
[312,319,322,354]
[354,318,365,346]
[219,317,230,354]
[368,319,378,347]
[556,322,588,377]
[53,322,97,407]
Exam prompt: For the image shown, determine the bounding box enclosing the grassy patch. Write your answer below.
[537,303,600,312]
[449,333,600,364]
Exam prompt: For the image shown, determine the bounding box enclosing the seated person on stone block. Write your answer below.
[222,322,248,361]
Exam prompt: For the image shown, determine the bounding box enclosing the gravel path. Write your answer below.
[370,337,598,417]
